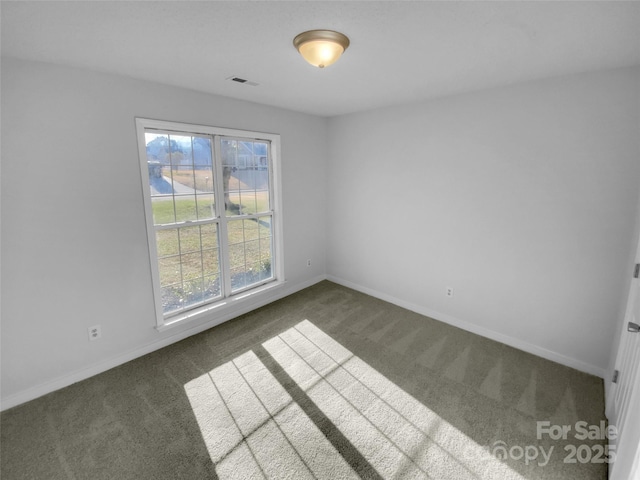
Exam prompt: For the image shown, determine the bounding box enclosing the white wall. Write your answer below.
[327,67,640,376]
[3,58,639,409]
[1,58,328,407]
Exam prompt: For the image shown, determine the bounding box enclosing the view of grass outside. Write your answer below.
[148,139,273,315]
[141,126,277,320]
[156,223,222,315]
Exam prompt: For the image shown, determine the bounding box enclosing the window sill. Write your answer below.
[155,279,286,333]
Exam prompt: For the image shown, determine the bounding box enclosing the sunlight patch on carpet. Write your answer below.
[185,320,526,479]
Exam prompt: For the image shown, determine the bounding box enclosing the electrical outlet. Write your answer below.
[88,325,102,341]
[446,287,454,297]
[307,259,312,267]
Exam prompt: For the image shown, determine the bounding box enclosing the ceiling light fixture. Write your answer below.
[293,30,350,68]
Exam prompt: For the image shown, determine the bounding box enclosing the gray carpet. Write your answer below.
[1,281,606,479]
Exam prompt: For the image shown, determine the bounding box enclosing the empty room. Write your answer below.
[2,1,640,479]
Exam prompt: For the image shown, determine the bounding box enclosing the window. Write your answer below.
[136,119,282,327]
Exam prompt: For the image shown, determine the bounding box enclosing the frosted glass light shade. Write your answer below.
[293,30,350,68]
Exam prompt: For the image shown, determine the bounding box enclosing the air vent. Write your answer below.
[226,76,259,87]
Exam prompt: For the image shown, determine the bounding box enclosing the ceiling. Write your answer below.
[2,1,639,117]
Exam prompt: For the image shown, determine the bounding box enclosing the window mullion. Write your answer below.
[213,135,232,298]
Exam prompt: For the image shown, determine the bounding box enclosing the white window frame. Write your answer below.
[135,118,284,329]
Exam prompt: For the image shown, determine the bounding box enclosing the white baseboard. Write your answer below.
[0,275,327,412]
[327,275,606,379]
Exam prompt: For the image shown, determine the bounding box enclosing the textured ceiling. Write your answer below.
[2,1,639,117]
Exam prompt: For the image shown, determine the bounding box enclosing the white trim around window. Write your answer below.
[135,118,284,329]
